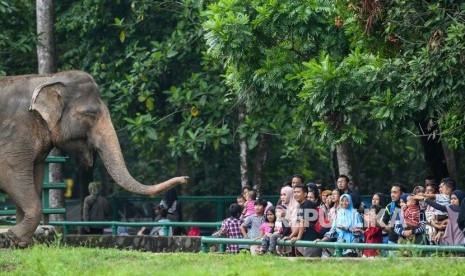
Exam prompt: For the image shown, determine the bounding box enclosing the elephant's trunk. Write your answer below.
[91,105,188,196]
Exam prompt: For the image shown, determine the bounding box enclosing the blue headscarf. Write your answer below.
[332,194,362,243]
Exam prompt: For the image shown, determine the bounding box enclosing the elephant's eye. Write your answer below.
[83,111,97,118]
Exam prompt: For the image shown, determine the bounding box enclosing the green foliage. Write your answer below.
[57,0,233,161]
[0,0,37,75]
[203,0,340,152]
[365,0,465,148]
[296,49,385,147]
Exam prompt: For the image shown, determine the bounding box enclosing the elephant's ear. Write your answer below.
[29,82,65,131]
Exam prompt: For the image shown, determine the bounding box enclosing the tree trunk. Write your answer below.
[37,0,63,221]
[252,133,269,199]
[36,0,56,74]
[417,120,449,183]
[336,141,354,185]
[328,111,355,187]
[238,105,249,188]
[442,141,458,183]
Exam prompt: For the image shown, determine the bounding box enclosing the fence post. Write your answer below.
[43,156,67,223]
[201,240,208,253]
[112,223,118,235]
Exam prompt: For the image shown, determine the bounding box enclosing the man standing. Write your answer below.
[291,174,304,188]
[83,181,112,234]
[336,175,361,209]
[285,184,321,257]
[380,183,406,254]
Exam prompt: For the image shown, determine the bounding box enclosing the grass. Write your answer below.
[1,245,465,276]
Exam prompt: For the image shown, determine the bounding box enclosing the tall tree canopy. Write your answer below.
[2,0,464,202]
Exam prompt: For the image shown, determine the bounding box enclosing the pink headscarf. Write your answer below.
[281,186,299,228]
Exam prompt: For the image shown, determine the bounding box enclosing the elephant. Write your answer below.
[0,70,189,247]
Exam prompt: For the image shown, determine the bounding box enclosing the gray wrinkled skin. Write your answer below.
[0,71,188,248]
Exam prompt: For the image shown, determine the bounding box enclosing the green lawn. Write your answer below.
[1,245,464,275]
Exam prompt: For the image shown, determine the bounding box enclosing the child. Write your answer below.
[418,178,454,238]
[259,206,277,254]
[395,193,422,245]
[402,194,421,231]
[415,190,465,245]
[236,194,246,206]
[241,190,257,219]
[149,208,172,236]
[260,205,291,254]
[240,199,267,255]
[212,203,243,254]
[363,205,383,257]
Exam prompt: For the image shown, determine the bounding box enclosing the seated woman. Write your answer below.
[316,194,363,257]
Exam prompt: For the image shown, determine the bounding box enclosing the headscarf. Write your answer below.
[400,193,410,204]
[333,194,362,243]
[281,186,299,227]
[451,190,465,222]
[458,197,465,231]
[452,190,465,204]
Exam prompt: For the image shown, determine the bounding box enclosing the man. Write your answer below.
[240,199,267,255]
[83,181,112,234]
[284,184,321,257]
[291,174,304,188]
[424,176,437,189]
[336,175,361,209]
[380,183,406,254]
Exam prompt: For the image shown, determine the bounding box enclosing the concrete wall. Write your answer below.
[62,235,205,253]
[33,226,220,252]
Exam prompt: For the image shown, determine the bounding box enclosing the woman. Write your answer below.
[280,186,299,228]
[159,188,182,234]
[416,190,465,246]
[318,194,363,257]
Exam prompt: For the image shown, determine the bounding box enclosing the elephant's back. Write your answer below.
[0,74,53,123]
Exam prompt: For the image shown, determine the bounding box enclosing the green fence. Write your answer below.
[200,237,465,256]
[0,156,67,219]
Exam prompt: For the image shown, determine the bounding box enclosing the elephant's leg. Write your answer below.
[33,162,45,202]
[14,163,46,233]
[15,205,25,224]
[3,169,42,247]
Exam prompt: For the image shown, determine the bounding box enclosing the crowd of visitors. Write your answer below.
[91,173,465,258]
[214,175,465,257]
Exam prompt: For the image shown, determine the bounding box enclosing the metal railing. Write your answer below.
[0,156,67,218]
[200,237,465,256]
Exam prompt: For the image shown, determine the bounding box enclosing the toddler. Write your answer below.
[402,194,420,230]
[236,194,245,206]
[261,205,290,255]
[241,190,257,219]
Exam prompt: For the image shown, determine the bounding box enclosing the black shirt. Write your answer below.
[297,200,319,241]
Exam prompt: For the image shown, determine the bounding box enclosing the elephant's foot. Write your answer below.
[0,230,32,249]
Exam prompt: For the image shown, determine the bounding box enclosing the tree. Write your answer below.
[355,0,465,183]
[37,0,63,222]
[204,0,370,186]
[0,0,36,75]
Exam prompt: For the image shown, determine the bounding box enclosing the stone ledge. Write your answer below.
[62,235,214,253]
